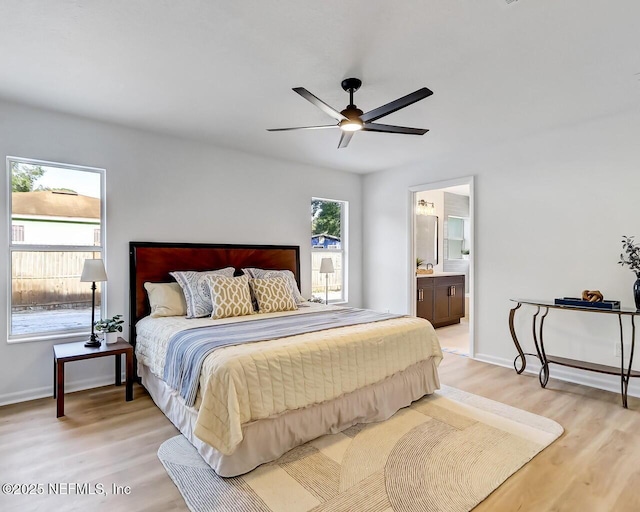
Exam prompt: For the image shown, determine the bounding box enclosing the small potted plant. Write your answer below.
[619,236,640,310]
[461,248,470,260]
[94,314,124,344]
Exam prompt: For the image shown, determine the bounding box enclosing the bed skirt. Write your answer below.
[140,357,440,477]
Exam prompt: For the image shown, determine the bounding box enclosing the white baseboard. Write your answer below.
[0,373,126,407]
[473,352,640,399]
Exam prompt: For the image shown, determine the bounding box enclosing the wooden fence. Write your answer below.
[12,251,342,307]
[11,251,101,308]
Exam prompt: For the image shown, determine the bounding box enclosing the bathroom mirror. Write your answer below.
[416,215,438,266]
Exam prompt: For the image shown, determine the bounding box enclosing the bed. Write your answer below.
[130,241,442,477]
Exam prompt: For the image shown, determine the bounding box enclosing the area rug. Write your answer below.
[158,385,563,512]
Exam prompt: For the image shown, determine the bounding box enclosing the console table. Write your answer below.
[509,299,639,408]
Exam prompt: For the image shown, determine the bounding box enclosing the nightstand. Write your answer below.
[53,338,134,418]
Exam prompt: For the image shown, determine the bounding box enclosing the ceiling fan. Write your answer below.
[268,78,433,149]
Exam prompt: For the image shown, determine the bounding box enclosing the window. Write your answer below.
[446,216,470,260]
[8,157,105,340]
[311,198,347,303]
[11,225,24,242]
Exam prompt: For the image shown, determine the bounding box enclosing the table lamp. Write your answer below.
[319,257,335,305]
[80,259,108,348]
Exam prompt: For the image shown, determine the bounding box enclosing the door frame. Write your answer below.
[408,175,475,357]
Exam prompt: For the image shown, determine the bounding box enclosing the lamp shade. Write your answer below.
[80,259,107,282]
[319,257,335,274]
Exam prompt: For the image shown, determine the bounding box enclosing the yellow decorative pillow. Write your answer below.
[204,274,254,320]
[250,277,298,313]
[144,282,187,317]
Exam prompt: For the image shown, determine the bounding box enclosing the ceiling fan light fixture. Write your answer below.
[339,119,363,132]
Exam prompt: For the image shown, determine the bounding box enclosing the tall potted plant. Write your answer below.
[94,314,124,344]
[619,236,640,310]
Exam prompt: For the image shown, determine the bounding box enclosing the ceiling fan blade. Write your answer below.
[293,87,347,122]
[267,125,338,132]
[337,131,354,149]
[362,123,428,135]
[360,87,433,123]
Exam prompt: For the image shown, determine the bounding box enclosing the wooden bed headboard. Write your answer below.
[129,241,300,345]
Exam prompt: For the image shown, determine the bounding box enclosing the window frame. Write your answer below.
[311,197,348,304]
[7,156,106,343]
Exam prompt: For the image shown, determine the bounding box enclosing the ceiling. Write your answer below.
[1,1,638,174]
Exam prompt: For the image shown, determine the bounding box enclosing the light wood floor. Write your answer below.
[1,354,639,512]
[436,317,470,355]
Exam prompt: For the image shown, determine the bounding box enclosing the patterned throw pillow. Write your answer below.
[170,267,235,318]
[249,277,298,314]
[144,282,187,317]
[242,268,304,304]
[205,274,254,320]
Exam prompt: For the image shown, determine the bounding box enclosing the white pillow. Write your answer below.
[242,268,304,304]
[170,267,236,318]
[144,282,187,318]
[204,274,254,320]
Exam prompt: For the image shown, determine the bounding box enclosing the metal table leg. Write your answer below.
[536,307,550,387]
[620,315,636,408]
[509,303,526,373]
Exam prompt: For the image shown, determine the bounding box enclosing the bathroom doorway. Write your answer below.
[409,177,474,357]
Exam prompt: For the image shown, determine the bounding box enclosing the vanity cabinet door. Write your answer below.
[416,279,434,322]
[433,283,452,324]
[449,280,465,319]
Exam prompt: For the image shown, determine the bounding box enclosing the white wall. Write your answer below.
[0,100,362,405]
[363,105,640,396]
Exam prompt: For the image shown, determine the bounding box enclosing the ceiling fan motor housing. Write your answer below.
[341,106,363,120]
[341,78,362,93]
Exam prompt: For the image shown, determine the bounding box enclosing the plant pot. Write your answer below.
[105,332,120,344]
[634,277,640,310]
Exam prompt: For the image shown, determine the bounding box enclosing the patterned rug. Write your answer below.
[158,385,563,512]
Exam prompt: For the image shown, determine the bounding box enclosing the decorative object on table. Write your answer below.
[581,289,604,302]
[619,235,640,310]
[80,258,108,348]
[94,314,124,344]
[319,257,334,305]
[308,296,324,304]
[416,257,425,269]
[416,262,434,275]
[554,297,620,310]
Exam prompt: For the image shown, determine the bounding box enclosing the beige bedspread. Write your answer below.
[136,305,442,455]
